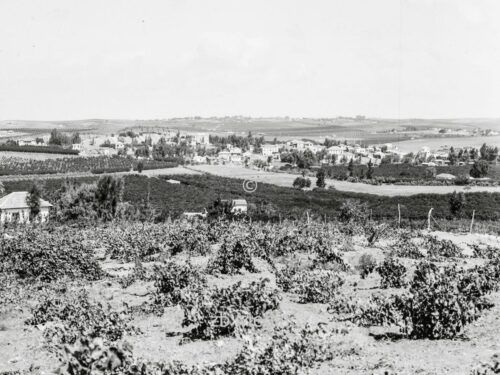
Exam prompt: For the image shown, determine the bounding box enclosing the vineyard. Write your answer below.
[0,155,178,176]
[2,219,500,374]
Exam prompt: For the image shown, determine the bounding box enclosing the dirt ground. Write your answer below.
[1,231,500,374]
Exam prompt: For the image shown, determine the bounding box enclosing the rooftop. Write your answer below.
[0,192,52,210]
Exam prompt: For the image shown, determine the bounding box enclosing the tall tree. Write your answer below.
[316,169,326,189]
[95,176,124,220]
[347,158,354,176]
[366,159,374,179]
[26,183,42,221]
[470,160,489,178]
[449,191,466,218]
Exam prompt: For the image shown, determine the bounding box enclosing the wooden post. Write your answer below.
[470,210,475,234]
[306,211,310,224]
[398,204,401,228]
[427,208,433,231]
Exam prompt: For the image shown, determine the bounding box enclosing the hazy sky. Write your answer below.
[1,0,500,120]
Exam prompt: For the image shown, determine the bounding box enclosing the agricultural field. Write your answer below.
[2,219,500,374]
[3,172,500,223]
[394,135,500,154]
[0,156,178,176]
[0,151,79,160]
[189,164,500,197]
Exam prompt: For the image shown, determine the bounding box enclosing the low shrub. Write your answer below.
[154,261,206,306]
[313,241,350,272]
[26,290,137,345]
[356,253,377,279]
[0,229,103,282]
[168,227,211,256]
[389,232,424,259]
[471,244,500,259]
[207,238,257,275]
[376,257,407,288]
[57,321,336,375]
[425,236,463,258]
[400,262,498,339]
[470,353,500,375]
[180,279,280,340]
[276,267,345,303]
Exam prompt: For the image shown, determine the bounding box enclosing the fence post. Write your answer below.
[398,204,401,228]
[470,210,475,234]
[427,208,433,231]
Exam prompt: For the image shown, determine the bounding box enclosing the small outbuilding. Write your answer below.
[0,192,52,224]
[435,173,456,181]
[232,199,248,214]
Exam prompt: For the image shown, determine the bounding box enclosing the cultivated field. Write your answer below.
[0,151,79,160]
[189,165,500,196]
[393,135,500,153]
[2,221,500,374]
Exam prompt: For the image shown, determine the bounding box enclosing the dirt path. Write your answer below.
[188,165,500,197]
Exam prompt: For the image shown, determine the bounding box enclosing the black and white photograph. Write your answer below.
[1,1,500,374]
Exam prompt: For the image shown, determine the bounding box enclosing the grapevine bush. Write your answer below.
[57,321,336,375]
[276,267,345,303]
[26,290,137,345]
[207,238,258,275]
[376,257,407,288]
[180,279,280,340]
[154,261,206,306]
[0,229,103,282]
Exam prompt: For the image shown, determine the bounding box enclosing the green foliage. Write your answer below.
[95,176,124,220]
[400,262,495,339]
[338,199,368,224]
[154,261,206,306]
[168,226,211,256]
[449,191,466,217]
[470,160,489,178]
[356,253,377,279]
[471,244,500,259]
[57,321,336,375]
[471,353,500,374]
[0,228,103,282]
[207,238,258,275]
[26,290,137,345]
[376,257,407,288]
[292,176,311,189]
[276,267,345,303]
[389,231,425,259]
[425,235,463,258]
[180,279,280,340]
[316,169,326,188]
[26,183,42,219]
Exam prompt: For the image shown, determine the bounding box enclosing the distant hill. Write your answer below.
[1,117,499,143]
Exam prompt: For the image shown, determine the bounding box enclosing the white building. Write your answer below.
[231,199,248,214]
[192,155,207,164]
[327,146,344,156]
[0,192,52,224]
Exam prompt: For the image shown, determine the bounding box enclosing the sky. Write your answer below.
[1,0,500,120]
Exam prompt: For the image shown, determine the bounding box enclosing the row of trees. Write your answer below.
[48,129,81,146]
[448,143,498,165]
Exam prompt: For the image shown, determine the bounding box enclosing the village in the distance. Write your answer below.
[3,1,500,374]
